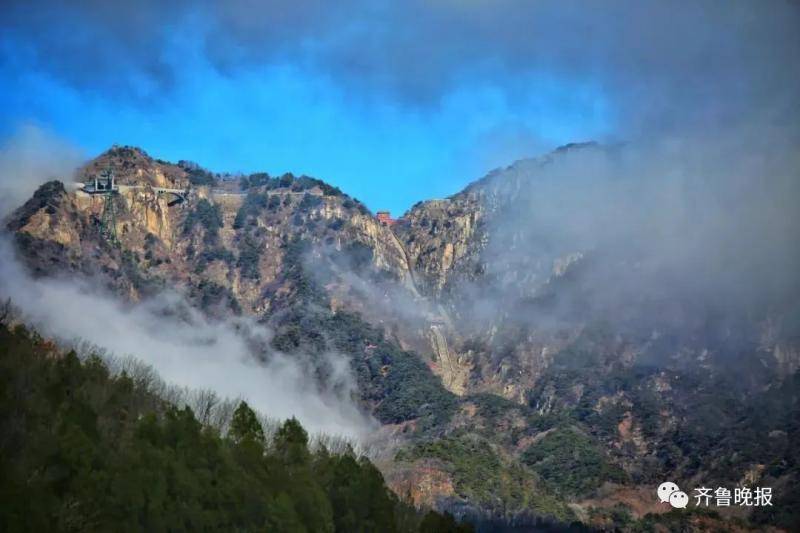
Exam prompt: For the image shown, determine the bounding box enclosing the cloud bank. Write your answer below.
[0,124,83,218]
[4,1,798,135]
[0,240,376,440]
[459,128,800,341]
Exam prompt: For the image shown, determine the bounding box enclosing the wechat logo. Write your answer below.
[658,481,689,509]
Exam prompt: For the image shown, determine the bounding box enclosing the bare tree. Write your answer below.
[187,388,219,426]
[0,298,16,325]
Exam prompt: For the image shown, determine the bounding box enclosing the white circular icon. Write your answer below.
[669,490,689,509]
[657,481,680,503]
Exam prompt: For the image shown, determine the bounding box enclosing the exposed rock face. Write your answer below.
[386,461,456,508]
[396,196,486,297]
[7,147,610,402]
[427,324,471,395]
[8,147,419,317]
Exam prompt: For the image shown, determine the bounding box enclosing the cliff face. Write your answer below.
[6,144,800,529]
[396,196,485,297]
[396,142,800,400]
[9,146,417,316]
[10,142,799,411]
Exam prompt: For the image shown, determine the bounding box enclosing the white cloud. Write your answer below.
[0,236,376,440]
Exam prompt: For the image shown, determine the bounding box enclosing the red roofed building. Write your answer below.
[376,211,395,226]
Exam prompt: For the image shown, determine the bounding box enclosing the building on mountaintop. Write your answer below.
[376,211,395,225]
[82,170,117,194]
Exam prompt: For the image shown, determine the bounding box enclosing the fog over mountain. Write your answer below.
[468,133,800,330]
[0,128,376,442]
[1,2,798,531]
[0,125,84,219]
[0,237,376,440]
[1,131,798,529]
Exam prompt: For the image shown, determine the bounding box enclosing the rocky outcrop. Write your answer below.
[386,461,456,508]
[6,146,429,322]
[395,196,486,298]
[428,324,471,395]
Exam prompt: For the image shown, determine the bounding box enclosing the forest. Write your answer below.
[0,320,473,532]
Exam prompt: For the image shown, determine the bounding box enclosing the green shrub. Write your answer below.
[299,193,323,211]
[521,427,626,497]
[180,161,217,186]
[237,233,261,280]
[183,199,223,243]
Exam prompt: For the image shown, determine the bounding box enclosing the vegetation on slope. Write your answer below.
[521,427,626,497]
[399,433,574,522]
[270,237,459,428]
[0,322,473,532]
[183,198,223,244]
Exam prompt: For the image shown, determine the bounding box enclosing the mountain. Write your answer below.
[5,144,799,530]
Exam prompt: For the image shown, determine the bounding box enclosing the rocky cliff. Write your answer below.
[9,147,417,314]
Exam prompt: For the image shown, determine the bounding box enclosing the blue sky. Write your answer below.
[0,10,613,215]
[2,1,791,215]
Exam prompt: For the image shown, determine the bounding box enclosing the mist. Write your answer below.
[452,127,800,342]
[0,239,376,440]
[0,124,83,218]
[0,124,380,442]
